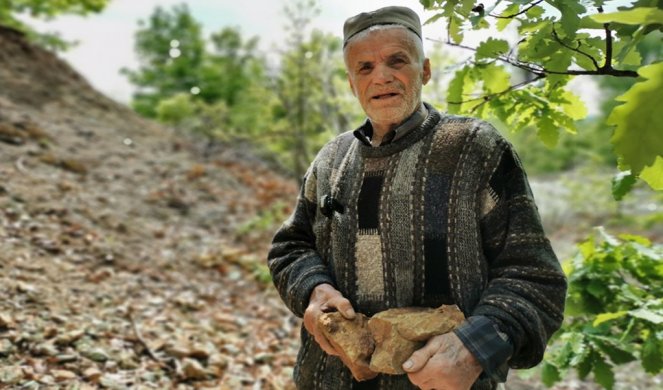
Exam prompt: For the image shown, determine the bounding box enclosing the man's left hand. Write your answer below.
[402,332,482,390]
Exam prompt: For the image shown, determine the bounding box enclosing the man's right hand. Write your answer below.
[303,283,356,356]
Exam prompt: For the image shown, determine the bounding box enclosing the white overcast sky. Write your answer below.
[23,0,632,108]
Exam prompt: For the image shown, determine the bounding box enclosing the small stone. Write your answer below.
[0,365,23,384]
[0,312,14,329]
[55,329,85,346]
[208,353,229,369]
[0,339,14,356]
[165,344,190,358]
[55,353,78,363]
[99,374,124,389]
[39,374,55,385]
[83,367,102,382]
[181,358,208,380]
[81,347,109,362]
[254,352,274,364]
[51,369,77,381]
[32,342,59,356]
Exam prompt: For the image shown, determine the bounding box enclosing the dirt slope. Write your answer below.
[0,25,300,389]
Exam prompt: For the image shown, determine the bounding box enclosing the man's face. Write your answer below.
[344,28,431,131]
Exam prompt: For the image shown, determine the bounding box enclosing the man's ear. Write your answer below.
[422,58,431,85]
[347,72,357,96]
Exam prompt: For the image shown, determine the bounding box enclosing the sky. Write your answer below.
[22,0,632,109]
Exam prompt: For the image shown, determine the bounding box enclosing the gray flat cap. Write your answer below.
[343,6,422,47]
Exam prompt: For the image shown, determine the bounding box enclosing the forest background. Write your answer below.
[0,0,662,389]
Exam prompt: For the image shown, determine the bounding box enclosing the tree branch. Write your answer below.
[551,23,601,70]
[599,6,614,71]
[447,74,545,106]
[429,38,639,78]
[489,0,544,19]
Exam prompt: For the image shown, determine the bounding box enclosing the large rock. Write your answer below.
[368,305,465,374]
[318,312,377,381]
[318,305,465,378]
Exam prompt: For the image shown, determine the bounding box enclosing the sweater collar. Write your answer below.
[353,103,428,147]
[357,102,442,158]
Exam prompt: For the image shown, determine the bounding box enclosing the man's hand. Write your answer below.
[402,332,482,390]
[303,283,356,356]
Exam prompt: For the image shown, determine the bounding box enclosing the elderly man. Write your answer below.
[268,6,567,390]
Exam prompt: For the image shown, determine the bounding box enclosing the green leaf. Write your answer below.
[526,5,544,19]
[591,337,637,365]
[476,38,509,61]
[420,0,435,8]
[481,64,511,94]
[576,352,593,379]
[590,7,663,25]
[447,67,469,114]
[608,62,663,175]
[611,170,637,201]
[593,311,629,327]
[642,333,663,374]
[449,14,464,44]
[579,15,606,29]
[541,362,562,386]
[560,90,587,121]
[496,4,520,31]
[640,156,663,190]
[592,358,615,390]
[537,115,559,148]
[629,308,663,324]
[551,0,586,37]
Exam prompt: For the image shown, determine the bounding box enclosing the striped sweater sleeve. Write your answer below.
[474,143,568,369]
[267,164,334,318]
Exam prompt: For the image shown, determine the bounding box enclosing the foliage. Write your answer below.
[122,4,267,121]
[0,0,109,50]
[122,1,357,177]
[542,229,663,389]
[420,0,663,194]
[271,0,361,180]
[121,4,206,118]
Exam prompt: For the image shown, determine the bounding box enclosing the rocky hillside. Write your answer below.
[0,25,300,389]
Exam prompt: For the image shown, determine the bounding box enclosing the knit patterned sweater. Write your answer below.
[268,104,567,389]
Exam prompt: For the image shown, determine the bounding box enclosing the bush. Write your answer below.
[543,228,663,389]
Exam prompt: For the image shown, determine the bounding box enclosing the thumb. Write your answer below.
[333,297,356,320]
[402,338,439,372]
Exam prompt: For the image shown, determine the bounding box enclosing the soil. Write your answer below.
[0,25,660,390]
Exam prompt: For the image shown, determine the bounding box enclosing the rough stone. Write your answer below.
[318,312,377,381]
[317,305,465,377]
[368,305,465,374]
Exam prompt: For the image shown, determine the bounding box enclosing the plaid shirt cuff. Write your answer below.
[454,316,513,381]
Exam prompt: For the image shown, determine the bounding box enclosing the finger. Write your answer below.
[402,336,441,372]
[327,296,356,319]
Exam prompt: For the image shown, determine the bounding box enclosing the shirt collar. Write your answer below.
[353,103,428,147]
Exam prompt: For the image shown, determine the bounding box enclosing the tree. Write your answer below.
[272,0,361,180]
[122,2,269,137]
[420,0,663,195]
[0,0,109,50]
[122,4,206,117]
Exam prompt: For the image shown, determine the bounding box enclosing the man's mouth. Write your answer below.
[372,92,399,100]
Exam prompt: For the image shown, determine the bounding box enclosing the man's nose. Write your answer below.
[373,63,394,84]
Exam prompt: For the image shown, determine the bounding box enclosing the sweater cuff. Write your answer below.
[454,316,513,382]
[289,266,335,317]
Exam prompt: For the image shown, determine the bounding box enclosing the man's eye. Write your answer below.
[390,58,406,67]
[359,64,373,73]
